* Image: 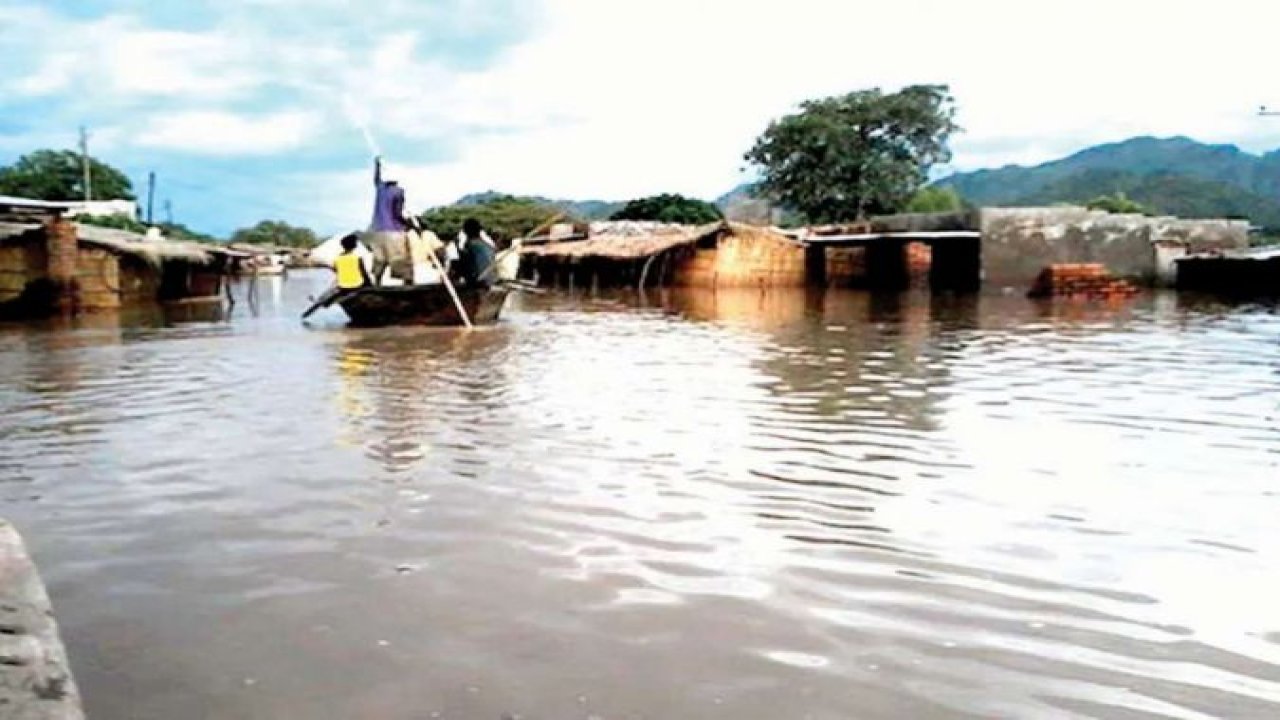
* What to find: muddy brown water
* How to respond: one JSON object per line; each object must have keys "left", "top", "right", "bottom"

{"left": 2, "top": 271, "right": 1279, "bottom": 719}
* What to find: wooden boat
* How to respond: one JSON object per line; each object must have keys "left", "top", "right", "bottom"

{"left": 307, "top": 282, "right": 511, "bottom": 327}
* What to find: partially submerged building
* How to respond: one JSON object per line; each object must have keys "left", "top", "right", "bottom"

{"left": 521, "top": 221, "right": 807, "bottom": 289}
{"left": 0, "top": 198, "right": 236, "bottom": 319}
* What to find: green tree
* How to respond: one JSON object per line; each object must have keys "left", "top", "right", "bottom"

{"left": 609, "top": 193, "right": 722, "bottom": 224}
{"left": 420, "top": 194, "right": 563, "bottom": 243}
{"left": 0, "top": 149, "right": 135, "bottom": 201}
{"left": 1085, "top": 191, "right": 1148, "bottom": 215}
{"left": 745, "top": 85, "right": 958, "bottom": 223}
{"left": 230, "top": 219, "right": 319, "bottom": 248}
{"left": 906, "top": 186, "right": 965, "bottom": 213}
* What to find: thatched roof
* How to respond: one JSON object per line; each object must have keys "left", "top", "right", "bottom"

{"left": 521, "top": 221, "right": 799, "bottom": 261}
{"left": 0, "top": 221, "right": 232, "bottom": 266}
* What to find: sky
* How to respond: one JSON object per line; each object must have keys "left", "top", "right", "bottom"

{"left": 2, "top": 0, "right": 1279, "bottom": 237}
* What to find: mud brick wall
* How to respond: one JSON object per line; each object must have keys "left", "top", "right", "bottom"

{"left": 74, "top": 248, "right": 122, "bottom": 310}
{"left": 44, "top": 219, "right": 79, "bottom": 312}
{"left": 673, "top": 233, "right": 806, "bottom": 287}
{"left": 825, "top": 247, "right": 867, "bottom": 286}
{"left": 0, "top": 240, "right": 47, "bottom": 303}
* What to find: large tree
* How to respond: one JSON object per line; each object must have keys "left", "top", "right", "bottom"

{"left": 230, "top": 220, "right": 320, "bottom": 248}
{"left": 0, "top": 149, "right": 135, "bottom": 201}
{"left": 745, "top": 85, "right": 958, "bottom": 223}
{"left": 610, "top": 193, "right": 722, "bottom": 224}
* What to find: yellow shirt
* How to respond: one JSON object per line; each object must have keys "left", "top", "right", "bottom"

{"left": 334, "top": 254, "right": 365, "bottom": 289}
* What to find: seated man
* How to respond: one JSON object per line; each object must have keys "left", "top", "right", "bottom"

{"left": 456, "top": 217, "right": 496, "bottom": 287}
{"left": 334, "top": 233, "right": 374, "bottom": 290}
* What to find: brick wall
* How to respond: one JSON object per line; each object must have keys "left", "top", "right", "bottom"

{"left": 673, "top": 228, "right": 806, "bottom": 287}
{"left": 44, "top": 218, "right": 79, "bottom": 312}
{"left": 0, "top": 240, "right": 47, "bottom": 303}
{"left": 74, "top": 248, "right": 122, "bottom": 310}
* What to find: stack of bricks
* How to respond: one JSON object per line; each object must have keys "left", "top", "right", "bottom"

{"left": 906, "top": 241, "right": 932, "bottom": 286}
{"left": 1028, "top": 263, "right": 1140, "bottom": 299}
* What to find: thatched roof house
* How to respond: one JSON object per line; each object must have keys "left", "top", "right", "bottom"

{"left": 520, "top": 221, "right": 807, "bottom": 288}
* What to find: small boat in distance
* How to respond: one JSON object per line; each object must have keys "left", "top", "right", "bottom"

{"left": 304, "top": 282, "right": 512, "bottom": 327}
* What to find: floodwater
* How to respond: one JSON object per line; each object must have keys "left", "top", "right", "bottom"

{"left": 2, "top": 271, "right": 1279, "bottom": 720}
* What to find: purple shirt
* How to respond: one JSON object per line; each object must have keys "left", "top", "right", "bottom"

{"left": 370, "top": 181, "right": 406, "bottom": 232}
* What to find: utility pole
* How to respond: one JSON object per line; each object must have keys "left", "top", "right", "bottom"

{"left": 146, "top": 172, "right": 156, "bottom": 224}
{"left": 164, "top": 198, "right": 173, "bottom": 225}
{"left": 78, "top": 126, "right": 92, "bottom": 203}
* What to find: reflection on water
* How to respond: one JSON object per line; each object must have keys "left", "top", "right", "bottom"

{"left": 3, "top": 271, "right": 1280, "bottom": 719}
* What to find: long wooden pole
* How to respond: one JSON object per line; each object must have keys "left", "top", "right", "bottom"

{"left": 425, "top": 243, "right": 472, "bottom": 329}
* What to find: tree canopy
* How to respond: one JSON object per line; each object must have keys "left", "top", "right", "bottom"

{"left": 420, "top": 194, "right": 564, "bottom": 243}
{"left": 1085, "top": 191, "right": 1148, "bottom": 215}
{"left": 905, "top": 186, "right": 965, "bottom": 213}
{"left": 0, "top": 149, "right": 135, "bottom": 201}
{"left": 745, "top": 85, "right": 958, "bottom": 223}
{"left": 230, "top": 219, "right": 320, "bottom": 248}
{"left": 609, "top": 193, "right": 722, "bottom": 224}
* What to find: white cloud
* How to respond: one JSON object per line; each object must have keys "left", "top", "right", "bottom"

{"left": 307, "top": 0, "right": 1280, "bottom": 206}
{"left": 4, "top": 12, "right": 257, "bottom": 102}
{"left": 137, "top": 110, "right": 320, "bottom": 154}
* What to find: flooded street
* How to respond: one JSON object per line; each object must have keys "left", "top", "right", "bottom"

{"left": 2, "top": 270, "right": 1279, "bottom": 719}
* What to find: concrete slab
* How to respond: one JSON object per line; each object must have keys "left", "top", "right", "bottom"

{"left": 0, "top": 520, "right": 83, "bottom": 720}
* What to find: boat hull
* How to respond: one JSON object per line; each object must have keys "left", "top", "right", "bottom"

{"left": 336, "top": 284, "right": 509, "bottom": 327}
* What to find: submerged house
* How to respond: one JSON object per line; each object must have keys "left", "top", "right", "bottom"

{"left": 521, "top": 221, "right": 807, "bottom": 289}
{"left": 0, "top": 199, "right": 236, "bottom": 318}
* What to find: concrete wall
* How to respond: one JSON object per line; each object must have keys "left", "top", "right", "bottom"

{"left": 980, "top": 207, "right": 1249, "bottom": 287}
{"left": 672, "top": 228, "right": 806, "bottom": 287}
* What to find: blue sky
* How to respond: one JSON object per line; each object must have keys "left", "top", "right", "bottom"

{"left": 3, "top": 0, "right": 1279, "bottom": 238}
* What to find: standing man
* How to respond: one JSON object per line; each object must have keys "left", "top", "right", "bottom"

{"left": 364, "top": 156, "right": 411, "bottom": 284}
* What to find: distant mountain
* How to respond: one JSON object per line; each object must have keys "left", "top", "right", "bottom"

{"left": 714, "top": 183, "right": 771, "bottom": 223}
{"left": 454, "top": 191, "right": 621, "bottom": 220}
{"left": 937, "top": 136, "right": 1280, "bottom": 227}
{"left": 1011, "top": 169, "right": 1280, "bottom": 227}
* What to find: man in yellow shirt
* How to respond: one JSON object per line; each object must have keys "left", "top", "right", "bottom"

{"left": 301, "top": 234, "right": 374, "bottom": 320}
{"left": 334, "top": 233, "right": 373, "bottom": 289}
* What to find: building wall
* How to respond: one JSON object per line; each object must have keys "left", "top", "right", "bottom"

{"left": 825, "top": 247, "right": 867, "bottom": 286}
{"left": 822, "top": 242, "right": 930, "bottom": 288}
{"left": 119, "top": 256, "right": 161, "bottom": 303}
{"left": 980, "top": 207, "right": 1249, "bottom": 287}
{"left": 74, "top": 247, "right": 122, "bottom": 310}
{"left": 0, "top": 240, "right": 47, "bottom": 303}
{"left": 672, "top": 229, "right": 806, "bottom": 287}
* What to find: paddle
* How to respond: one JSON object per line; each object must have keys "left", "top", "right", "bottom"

{"left": 424, "top": 238, "right": 473, "bottom": 329}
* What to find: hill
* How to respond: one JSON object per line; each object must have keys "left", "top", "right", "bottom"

{"left": 937, "top": 136, "right": 1280, "bottom": 227}
{"left": 1011, "top": 169, "right": 1280, "bottom": 227}
{"left": 455, "top": 191, "right": 621, "bottom": 221}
